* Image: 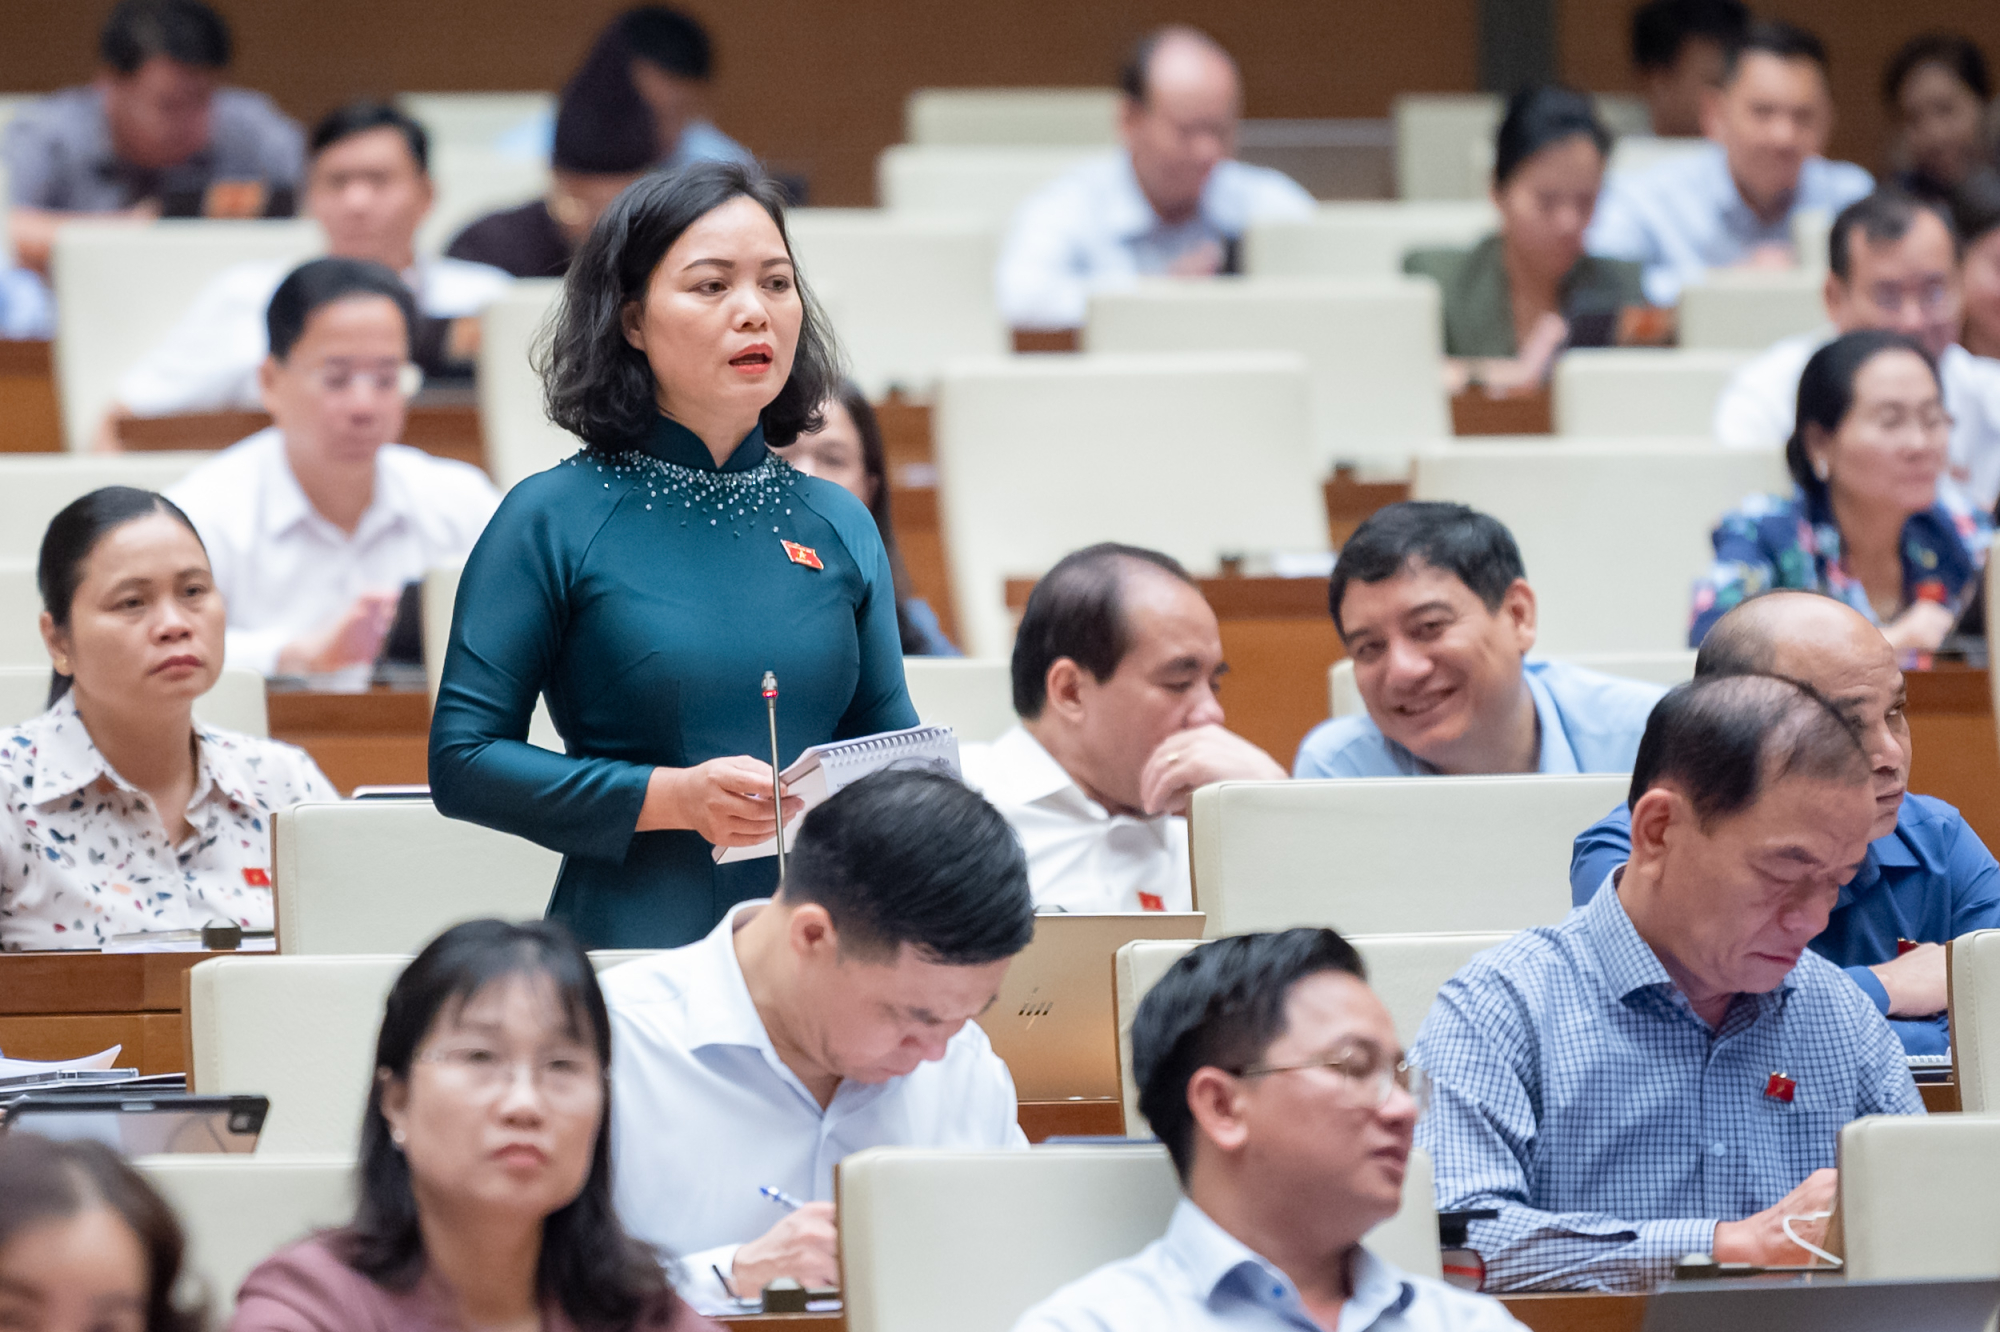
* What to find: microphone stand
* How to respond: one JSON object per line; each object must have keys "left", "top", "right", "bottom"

{"left": 762, "top": 671, "right": 785, "bottom": 885}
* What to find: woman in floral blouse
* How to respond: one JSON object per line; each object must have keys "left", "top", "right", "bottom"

{"left": 0, "top": 487, "right": 335, "bottom": 950}
{"left": 1692, "top": 329, "right": 1993, "bottom": 647}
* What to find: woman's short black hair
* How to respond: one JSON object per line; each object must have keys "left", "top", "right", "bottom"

{"left": 266, "top": 258, "right": 418, "bottom": 363}
{"left": 1785, "top": 329, "right": 1939, "bottom": 503}
{"left": 0, "top": 1133, "right": 201, "bottom": 1332}
{"left": 780, "top": 767, "right": 1034, "bottom": 966}
{"left": 1328, "top": 502, "right": 1526, "bottom": 640}
{"left": 1134, "top": 930, "right": 1368, "bottom": 1183}
{"left": 1493, "top": 85, "right": 1610, "bottom": 187}
{"left": 1627, "top": 674, "right": 1866, "bottom": 826}
{"left": 1884, "top": 32, "right": 1992, "bottom": 107}
{"left": 38, "top": 486, "right": 205, "bottom": 708}
{"left": 1009, "top": 543, "right": 1196, "bottom": 719}
{"left": 343, "top": 919, "right": 669, "bottom": 1329}
{"left": 540, "top": 160, "right": 842, "bottom": 452}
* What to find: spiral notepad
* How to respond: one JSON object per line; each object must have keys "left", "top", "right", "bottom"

{"left": 713, "top": 724, "right": 961, "bottom": 863}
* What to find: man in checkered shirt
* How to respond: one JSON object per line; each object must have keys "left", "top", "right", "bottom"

{"left": 1413, "top": 673, "right": 1923, "bottom": 1292}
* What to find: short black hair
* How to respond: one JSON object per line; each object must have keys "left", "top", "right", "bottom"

{"left": 1953, "top": 173, "right": 2000, "bottom": 248}
{"left": 266, "top": 257, "right": 418, "bottom": 363}
{"left": 1010, "top": 543, "right": 1197, "bottom": 719}
{"left": 310, "top": 101, "right": 429, "bottom": 174}
{"left": 100, "top": 0, "right": 230, "bottom": 74}
{"left": 1631, "top": 0, "right": 1748, "bottom": 73}
{"left": 1884, "top": 32, "right": 1992, "bottom": 107}
{"left": 1494, "top": 85, "right": 1610, "bottom": 187}
{"left": 1329, "top": 502, "right": 1526, "bottom": 640}
{"left": 1721, "top": 18, "right": 1830, "bottom": 86}
{"left": 1829, "top": 190, "right": 1956, "bottom": 283}
{"left": 780, "top": 767, "right": 1034, "bottom": 966}
{"left": 1119, "top": 25, "right": 1230, "bottom": 104}
{"left": 622, "top": 6, "right": 714, "bottom": 81}
{"left": 1628, "top": 674, "right": 1867, "bottom": 826}
{"left": 540, "top": 159, "right": 841, "bottom": 451}
{"left": 1785, "top": 329, "right": 1939, "bottom": 503}
{"left": 1134, "top": 930, "right": 1368, "bottom": 1184}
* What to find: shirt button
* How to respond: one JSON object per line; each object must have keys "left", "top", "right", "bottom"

{"left": 1710, "top": 1142, "right": 1729, "bottom": 1156}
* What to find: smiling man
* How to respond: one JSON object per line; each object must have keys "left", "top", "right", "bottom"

{"left": 1415, "top": 674, "right": 1923, "bottom": 1292}
{"left": 602, "top": 767, "right": 1035, "bottom": 1312}
{"left": 1017, "top": 930, "right": 1523, "bottom": 1332}
{"left": 1295, "top": 503, "right": 1665, "bottom": 780}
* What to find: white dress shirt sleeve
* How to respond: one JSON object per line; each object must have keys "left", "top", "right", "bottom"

{"left": 996, "top": 181, "right": 1096, "bottom": 331}
{"left": 674, "top": 1244, "right": 745, "bottom": 1313}
{"left": 1712, "top": 361, "right": 1795, "bottom": 449}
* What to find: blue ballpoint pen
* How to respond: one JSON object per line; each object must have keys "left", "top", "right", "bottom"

{"left": 759, "top": 1184, "right": 806, "bottom": 1211}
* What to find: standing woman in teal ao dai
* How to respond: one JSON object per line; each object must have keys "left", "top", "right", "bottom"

{"left": 430, "top": 162, "right": 916, "bottom": 948}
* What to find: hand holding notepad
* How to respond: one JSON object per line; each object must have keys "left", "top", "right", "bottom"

{"left": 713, "top": 724, "right": 961, "bottom": 863}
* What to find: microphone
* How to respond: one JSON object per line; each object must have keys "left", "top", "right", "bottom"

{"left": 762, "top": 671, "right": 784, "bottom": 883}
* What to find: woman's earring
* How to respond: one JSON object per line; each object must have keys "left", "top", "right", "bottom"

{"left": 390, "top": 1126, "right": 407, "bottom": 1147}
{"left": 53, "top": 657, "right": 69, "bottom": 674}
{"left": 1813, "top": 458, "right": 1830, "bottom": 482}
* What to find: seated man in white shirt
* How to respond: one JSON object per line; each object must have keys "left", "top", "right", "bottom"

{"left": 602, "top": 767, "right": 1035, "bottom": 1310}
{"left": 166, "top": 257, "right": 500, "bottom": 676}
{"left": 1585, "top": 19, "right": 1872, "bottom": 305}
{"left": 994, "top": 26, "right": 1314, "bottom": 331}
{"left": 1295, "top": 503, "right": 1665, "bottom": 779}
{"left": 961, "top": 543, "right": 1285, "bottom": 914}
{"left": 1014, "top": 929, "right": 1524, "bottom": 1332}
{"left": 1714, "top": 189, "right": 2000, "bottom": 509}
{"left": 101, "top": 100, "right": 512, "bottom": 442}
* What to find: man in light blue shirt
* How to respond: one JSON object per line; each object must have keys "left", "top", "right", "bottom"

{"left": 1570, "top": 590, "right": 2000, "bottom": 1056}
{"left": 1586, "top": 19, "right": 1871, "bottom": 304}
{"left": 995, "top": 26, "right": 1315, "bottom": 330}
{"left": 1294, "top": 503, "right": 1664, "bottom": 779}
{"left": 1415, "top": 675, "right": 1923, "bottom": 1293}
{"left": 1015, "top": 930, "right": 1524, "bottom": 1332}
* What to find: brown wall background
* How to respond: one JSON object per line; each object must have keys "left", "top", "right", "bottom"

{"left": 4, "top": 1, "right": 2000, "bottom": 206}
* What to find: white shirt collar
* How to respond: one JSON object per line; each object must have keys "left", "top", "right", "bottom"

{"left": 680, "top": 899, "right": 787, "bottom": 1054}
{"left": 1163, "top": 1198, "right": 1416, "bottom": 1324}
{"left": 243, "top": 426, "right": 410, "bottom": 547}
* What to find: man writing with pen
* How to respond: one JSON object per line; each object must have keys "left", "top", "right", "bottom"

{"left": 600, "top": 766, "right": 1037, "bottom": 1311}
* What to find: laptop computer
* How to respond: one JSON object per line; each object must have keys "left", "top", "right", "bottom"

{"left": 1642, "top": 1274, "right": 2000, "bottom": 1332}
{"left": 2, "top": 1092, "right": 268, "bottom": 1155}
{"left": 981, "top": 913, "right": 1206, "bottom": 1102}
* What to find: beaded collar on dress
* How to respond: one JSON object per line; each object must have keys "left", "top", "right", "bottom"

{"left": 569, "top": 414, "right": 804, "bottom": 538}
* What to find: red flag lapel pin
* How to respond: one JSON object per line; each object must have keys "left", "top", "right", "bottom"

{"left": 781, "top": 540, "right": 823, "bottom": 570}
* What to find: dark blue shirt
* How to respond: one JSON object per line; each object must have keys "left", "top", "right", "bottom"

{"left": 1569, "top": 794, "right": 2000, "bottom": 1054}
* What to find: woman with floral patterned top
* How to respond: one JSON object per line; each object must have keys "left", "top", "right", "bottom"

{"left": 1692, "top": 329, "right": 1993, "bottom": 647}
{"left": 0, "top": 487, "right": 335, "bottom": 950}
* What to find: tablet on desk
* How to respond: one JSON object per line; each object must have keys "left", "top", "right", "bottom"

{"left": 2, "top": 1092, "right": 268, "bottom": 1155}
{"left": 1642, "top": 1275, "right": 2000, "bottom": 1332}
{"left": 981, "top": 913, "right": 1206, "bottom": 1102}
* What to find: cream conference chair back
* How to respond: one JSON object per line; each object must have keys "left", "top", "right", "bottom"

{"left": 272, "top": 798, "right": 561, "bottom": 954}
{"left": 1244, "top": 200, "right": 1497, "bottom": 279}
{"left": 839, "top": 1143, "right": 1438, "bottom": 1332}
{"left": 477, "top": 278, "right": 579, "bottom": 489}
{"left": 0, "top": 664, "right": 266, "bottom": 734}
{"left": 1394, "top": 94, "right": 1501, "bottom": 200}
{"left": 1411, "top": 441, "right": 1790, "bottom": 653}
{"left": 1086, "top": 277, "right": 1448, "bottom": 471}
{"left": 0, "top": 453, "right": 213, "bottom": 556}
{"left": 1677, "top": 269, "right": 1827, "bottom": 350}
{"left": 876, "top": 144, "right": 1098, "bottom": 221}
{"left": 1949, "top": 929, "right": 2000, "bottom": 1112}
{"left": 395, "top": 91, "right": 554, "bottom": 152}
{"left": 137, "top": 1154, "right": 355, "bottom": 1315}
{"left": 904, "top": 88, "right": 1121, "bottom": 145}
{"left": 902, "top": 658, "right": 1016, "bottom": 744}
{"left": 1189, "top": 775, "right": 1624, "bottom": 937}
{"left": 935, "top": 352, "right": 1324, "bottom": 658}
{"left": 51, "top": 220, "right": 324, "bottom": 450}
{"left": 1328, "top": 651, "right": 1695, "bottom": 719}
{"left": 1838, "top": 1114, "right": 2000, "bottom": 1280}
{"left": 418, "top": 144, "right": 551, "bottom": 258}
{"left": 785, "top": 209, "right": 1006, "bottom": 396}
{"left": 0, "top": 561, "right": 44, "bottom": 668}
{"left": 1553, "top": 348, "right": 1752, "bottom": 437}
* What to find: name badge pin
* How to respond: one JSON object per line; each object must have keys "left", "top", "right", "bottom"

{"left": 1764, "top": 1072, "right": 1797, "bottom": 1103}
{"left": 781, "top": 540, "right": 823, "bottom": 570}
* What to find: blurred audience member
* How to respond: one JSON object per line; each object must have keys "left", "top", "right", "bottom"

{"left": 1589, "top": 20, "right": 1872, "bottom": 305}
{"left": 1630, "top": 0, "right": 1749, "bottom": 138}
{"left": 1951, "top": 175, "right": 2000, "bottom": 362}
{"left": 1694, "top": 330, "right": 1990, "bottom": 650}
{"left": 962, "top": 544, "right": 1284, "bottom": 914}
{"left": 995, "top": 26, "right": 1314, "bottom": 330}
{"left": 624, "top": 6, "right": 754, "bottom": 172}
{"left": 447, "top": 26, "right": 658, "bottom": 280}
{"left": 233, "top": 919, "right": 718, "bottom": 1332}
{"left": 1715, "top": 190, "right": 2000, "bottom": 509}
{"left": 1295, "top": 503, "right": 1663, "bottom": 779}
{"left": 1407, "top": 86, "right": 1644, "bottom": 389}
{"left": 104, "top": 101, "right": 511, "bottom": 440}
{"left": 3, "top": 487, "right": 334, "bottom": 951}
{"left": 2, "top": 0, "right": 303, "bottom": 275}
{"left": 769, "top": 383, "right": 958, "bottom": 656}
{"left": 166, "top": 259, "right": 499, "bottom": 677}
{"left": 0, "top": 1132, "right": 202, "bottom": 1332}
{"left": 1883, "top": 32, "right": 1998, "bottom": 203}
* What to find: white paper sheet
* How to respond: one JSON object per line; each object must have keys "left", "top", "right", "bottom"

{"left": 0, "top": 1045, "right": 122, "bottom": 1077}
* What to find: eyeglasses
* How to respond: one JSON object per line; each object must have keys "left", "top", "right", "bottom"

{"left": 1863, "top": 279, "right": 1956, "bottom": 318}
{"left": 1235, "top": 1048, "right": 1431, "bottom": 1113}
{"left": 415, "top": 1045, "right": 602, "bottom": 1104}
{"left": 1860, "top": 405, "right": 1954, "bottom": 438}
{"left": 305, "top": 360, "right": 424, "bottom": 398}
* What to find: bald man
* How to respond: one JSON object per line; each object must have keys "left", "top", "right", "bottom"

{"left": 994, "top": 25, "right": 1314, "bottom": 330}
{"left": 1570, "top": 591, "right": 2000, "bottom": 1054}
